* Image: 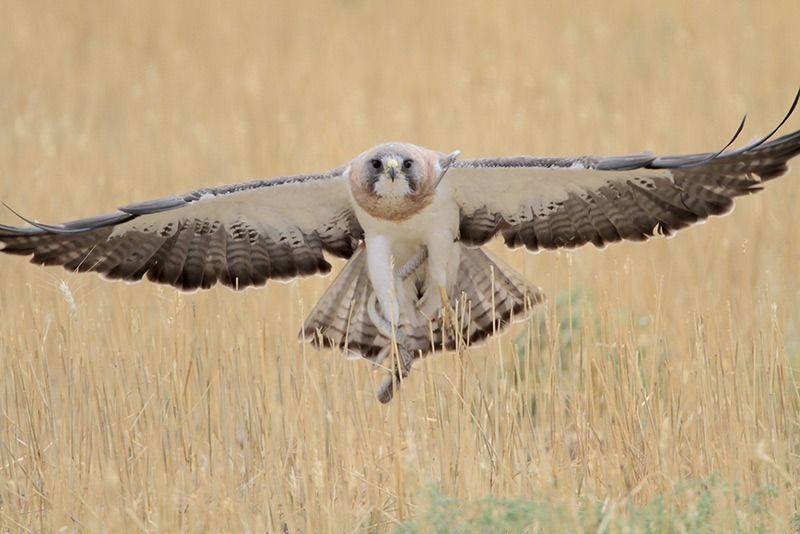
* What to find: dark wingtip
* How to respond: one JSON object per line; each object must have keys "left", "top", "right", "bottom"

{"left": 2, "top": 202, "right": 51, "bottom": 234}
{"left": 719, "top": 86, "right": 800, "bottom": 158}
{"left": 1, "top": 201, "right": 91, "bottom": 235}
{"left": 650, "top": 87, "right": 800, "bottom": 170}
{"left": 669, "top": 113, "right": 747, "bottom": 169}
{"left": 1, "top": 201, "right": 135, "bottom": 236}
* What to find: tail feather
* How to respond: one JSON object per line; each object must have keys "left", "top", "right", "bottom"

{"left": 299, "top": 244, "right": 544, "bottom": 359}
{"left": 449, "top": 247, "right": 543, "bottom": 348}
{"left": 300, "top": 245, "right": 385, "bottom": 358}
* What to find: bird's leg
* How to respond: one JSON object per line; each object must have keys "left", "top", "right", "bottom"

{"left": 438, "top": 286, "right": 450, "bottom": 307}
{"left": 417, "top": 234, "right": 458, "bottom": 329}
{"left": 438, "top": 285, "right": 454, "bottom": 334}
{"left": 366, "top": 244, "right": 430, "bottom": 402}
{"left": 365, "top": 235, "right": 399, "bottom": 329}
{"left": 416, "top": 283, "right": 442, "bottom": 318}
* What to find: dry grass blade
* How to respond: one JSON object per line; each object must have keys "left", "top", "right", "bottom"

{"left": 1, "top": 1, "right": 799, "bottom": 532}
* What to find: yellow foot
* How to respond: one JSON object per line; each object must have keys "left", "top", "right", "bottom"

{"left": 438, "top": 286, "right": 450, "bottom": 310}
{"left": 418, "top": 286, "right": 457, "bottom": 343}
{"left": 438, "top": 286, "right": 460, "bottom": 341}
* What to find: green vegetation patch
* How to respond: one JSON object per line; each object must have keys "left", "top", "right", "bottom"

{"left": 398, "top": 480, "right": 787, "bottom": 533}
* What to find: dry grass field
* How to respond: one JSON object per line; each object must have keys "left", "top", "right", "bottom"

{"left": 1, "top": 1, "right": 799, "bottom": 531}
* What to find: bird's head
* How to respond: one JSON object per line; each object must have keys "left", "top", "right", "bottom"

{"left": 348, "top": 142, "right": 460, "bottom": 220}
{"left": 363, "top": 147, "right": 422, "bottom": 199}
{"left": 352, "top": 143, "right": 460, "bottom": 200}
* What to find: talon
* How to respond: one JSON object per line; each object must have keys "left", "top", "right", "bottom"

{"left": 368, "top": 246, "right": 428, "bottom": 403}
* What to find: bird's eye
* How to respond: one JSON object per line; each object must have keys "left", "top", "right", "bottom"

{"left": 371, "top": 159, "right": 382, "bottom": 170}
{"left": 402, "top": 159, "right": 413, "bottom": 170}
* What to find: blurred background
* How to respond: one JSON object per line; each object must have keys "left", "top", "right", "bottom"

{"left": 1, "top": 1, "right": 799, "bottom": 531}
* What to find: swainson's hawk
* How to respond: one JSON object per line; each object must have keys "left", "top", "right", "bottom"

{"left": 3, "top": 94, "right": 799, "bottom": 401}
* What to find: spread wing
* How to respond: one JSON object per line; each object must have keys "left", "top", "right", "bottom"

{"left": 0, "top": 169, "right": 362, "bottom": 291}
{"left": 449, "top": 125, "right": 800, "bottom": 251}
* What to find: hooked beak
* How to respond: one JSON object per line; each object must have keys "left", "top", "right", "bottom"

{"left": 385, "top": 158, "right": 399, "bottom": 181}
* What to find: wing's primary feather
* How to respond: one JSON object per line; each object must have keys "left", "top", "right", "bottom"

{"left": 0, "top": 170, "right": 363, "bottom": 291}
{"left": 449, "top": 125, "right": 800, "bottom": 251}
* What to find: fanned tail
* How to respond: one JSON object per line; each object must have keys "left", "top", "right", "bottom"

{"left": 300, "top": 244, "right": 544, "bottom": 360}
{"left": 447, "top": 246, "right": 544, "bottom": 350}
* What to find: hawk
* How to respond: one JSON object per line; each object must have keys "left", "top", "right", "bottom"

{"left": 2, "top": 96, "right": 800, "bottom": 401}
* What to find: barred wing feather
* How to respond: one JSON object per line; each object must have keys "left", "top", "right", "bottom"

{"left": 0, "top": 170, "right": 362, "bottom": 291}
{"left": 449, "top": 128, "right": 800, "bottom": 251}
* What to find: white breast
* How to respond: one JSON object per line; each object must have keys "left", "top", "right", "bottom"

{"left": 352, "top": 181, "right": 459, "bottom": 261}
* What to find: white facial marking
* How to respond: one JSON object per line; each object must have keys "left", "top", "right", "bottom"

{"left": 373, "top": 174, "right": 412, "bottom": 198}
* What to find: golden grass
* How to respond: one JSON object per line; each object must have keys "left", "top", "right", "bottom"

{"left": 1, "top": 1, "right": 799, "bottom": 531}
